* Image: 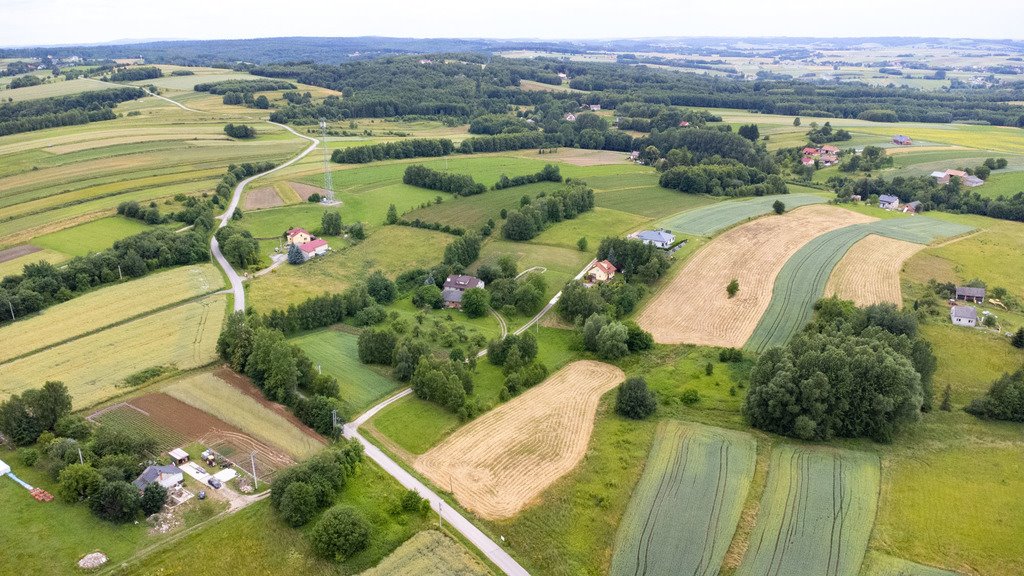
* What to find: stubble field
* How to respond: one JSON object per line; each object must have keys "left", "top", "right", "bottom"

{"left": 826, "top": 234, "right": 924, "bottom": 306}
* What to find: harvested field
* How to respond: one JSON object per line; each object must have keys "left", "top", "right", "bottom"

{"left": 415, "top": 360, "right": 625, "bottom": 520}
{"left": 825, "top": 234, "right": 925, "bottom": 306}
{"left": 0, "top": 296, "right": 225, "bottom": 409}
{"left": 611, "top": 421, "right": 756, "bottom": 576}
{"left": 243, "top": 186, "right": 284, "bottom": 209}
{"left": 290, "top": 182, "right": 333, "bottom": 201}
{"left": 359, "top": 530, "right": 491, "bottom": 576}
{"left": 735, "top": 445, "right": 880, "bottom": 576}
{"left": 0, "top": 244, "right": 39, "bottom": 263}
{"left": 637, "top": 205, "right": 875, "bottom": 347}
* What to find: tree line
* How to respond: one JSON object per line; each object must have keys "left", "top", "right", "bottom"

{"left": 107, "top": 66, "right": 163, "bottom": 81}
{"left": 0, "top": 87, "right": 145, "bottom": 136}
{"left": 659, "top": 163, "right": 788, "bottom": 197}
{"left": 494, "top": 164, "right": 562, "bottom": 190}
{"left": 832, "top": 173, "right": 1024, "bottom": 223}
{"left": 194, "top": 79, "right": 295, "bottom": 94}
{"left": 402, "top": 164, "right": 486, "bottom": 196}
{"left": 501, "top": 181, "right": 595, "bottom": 241}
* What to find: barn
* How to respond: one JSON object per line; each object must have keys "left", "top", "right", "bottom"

{"left": 955, "top": 286, "right": 986, "bottom": 304}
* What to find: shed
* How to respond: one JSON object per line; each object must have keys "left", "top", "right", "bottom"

{"left": 902, "top": 201, "right": 922, "bottom": 214}
{"left": 955, "top": 286, "right": 986, "bottom": 303}
{"left": 878, "top": 195, "right": 900, "bottom": 210}
{"left": 0, "top": 458, "right": 10, "bottom": 476}
{"left": 168, "top": 448, "right": 190, "bottom": 466}
{"left": 950, "top": 305, "right": 978, "bottom": 327}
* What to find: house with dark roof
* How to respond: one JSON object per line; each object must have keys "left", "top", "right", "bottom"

{"left": 902, "top": 201, "right": 922, "bottom": 214}
{"left": 955, "top": 286, "right": 986, "bottom": 304}
{"left": 629, "top": 229, "right": 676, "bottom": 249}
{"left": 950, "top": 305, "right": 978, "bottom": 327}
{"left": 133, "top": 465, "right": 183, "bottom": 491}
{"left": 878, "top": 194, "right": 900, "bottom": 210}
{"left": 442, "top": 275, "right": 484, "bottom": 309}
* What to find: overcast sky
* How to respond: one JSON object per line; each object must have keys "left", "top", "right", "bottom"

{"left": 3, "top": 0, "right": 1022, "bottom": 47}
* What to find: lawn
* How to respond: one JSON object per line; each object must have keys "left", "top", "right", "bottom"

{"left": 32, "top": 215, "right": 153, "bottom": 256}
{"left": 236, "top": 203, "right": 332, "bottom": 239}
{"left": 162, "top": 371, "right": 324, "bottom": 460}
{"left": 288, "top": 329, "right": 403, "bottom": 417}
{"left": 529, "top": 207, "right": 648, "bottom": 251}
{"left": 0, "top": 264, "right": 222, "bottom": 363}
{"left": 360, "top": 530, "right": 490, "bottom": 576}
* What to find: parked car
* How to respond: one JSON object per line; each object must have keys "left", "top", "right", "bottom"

{"left": 207, "top": 477, "right": 222, "bottom": 489}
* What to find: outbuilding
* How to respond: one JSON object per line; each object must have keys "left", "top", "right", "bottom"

{"left": 0, "top": 458, "right": 10, "bottom": 476}
{"left": 299, "top": 238, "right": 329, "bottom": 260}
{"left": 168, "top": 448, "right": 190, "bottom": 466}
{"left": 950, "top": 305, "right": 978, "bottom": 327}
{"left": 878, "top": 194, "right": 900, "bottom": 210}
{"left": 955, "top": 286, "right": 986, "bottom": 304}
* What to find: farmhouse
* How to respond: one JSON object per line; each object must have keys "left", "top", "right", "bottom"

{"left": 892, "top": 135, "right": 913, "bottom": 145}
{"left": 819, "top": 154, "right": 839, "bottom": 166}
{"left": 586, "top": 260, "right": 617, "bottom": 283}
{"left": 630, "top": 229, "right": 676, "bottom": 249}
{"left": 285, "top": 227, "right": 312, "bottom": 245}
{"left": 801, "top": 156, "right": 815, "bottom": 166}
{"left": 299, "top": 238, "right": 329, "bottom": 260}
{"left": 802, "top": 147, "right": 820, "bottom": 156}
{"left": 168, "top": 448, "right": 190, "bottom": 466}
{"left": 133, "top": 464, "right": 184, "bottom": 491}
{"left": 955, "top": 286, "right": 986, "bottom": 303}
{"left": 931, "top": 169, "right": 984, "bottom": 187}
{"left": 902, "top": 201, "right": 922, "bottom": 214}
{"left": 878, "top": 195, "right": 901, "bottom": 210}
{"left": 442, "top": 274, "right": 485, "bottom": 309}
{"left": 950, "top": 305, "right": 978, "bottom": 327}
{"left": 820, "top": 145, "right": 840, "bottom": 155}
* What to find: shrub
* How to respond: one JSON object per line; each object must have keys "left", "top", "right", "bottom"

{"left": 773, "top": 200, "right": 785, "bottom": 214}
{"left": 310, "top": 506, "right": 371, "bottom": 561}
{"left": 681, "top": 389, "right": 701, "bottom": 405}
{"left": 18, "top": 447, "right": 39, "bottom": 467}
{"left": 89, "top": 481, "right": 141, "bottom": 523}
{"left": 57, "top": 463, "right": 104, "bottom": 503}
{"left": 727, "top": 279, "right": 739, "bottom": 298}
{"left": 965, "top": 369, "right": 1024, "bottom": 422}
{"left": 279, "top": 481, "right": 319, "bottom": 527}
{"left": 412, "top": 284, "right": 443, "bottom": 309}
{"left": 141, "top": 483, "right": 168, "bottom": 516}
{"left": 616, "top": 377, "right": 657, "bottom": 419}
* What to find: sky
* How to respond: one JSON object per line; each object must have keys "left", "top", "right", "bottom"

{"left": 2, "top": 0, "right": 1023, "bottom": 47}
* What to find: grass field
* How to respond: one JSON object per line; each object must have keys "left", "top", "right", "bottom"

{"left": 860, "top": 553, "right": 959, "bottom": 576}
{"left": 288, "top": 329, "right": 402, "bottom": 417}
{"left": 610, "top": 421, "right": 756, "bottom": 576}
{"left": 530, "top": 207, "right": 648, "bottom": 251}
{"left": 163, "top": 371, "right": 324, "bottom": 460}
{"left": 592, "top": 175, "right": 720, "bottom": 218}
{"left": 654, "top": 192, "right": 827, "bottom": 236}
{"left": 360, "top": 530, "right": 491, "bottom": 576}
{"left": 736, "top": 445, "right": 880, "bottom": 576}
{"left": 236, "top": 203, "right": 331, "bottom": 239}
{"left": 31, "top": 215, "right": 153, "bottom": 255}
{"left": 0, "top": 264, "right": 222, "bottom": 363}
{"left": 0, "top": 77, "right": 121, "bottom": 101}
{"left": 472, "top": 240, "right": 593, "bottom": 303}
{"left": 0, "top": 247, "right": 67, "bottom": 276}
{"left": 0, "top": 295, "right": 225, "bottom": 409}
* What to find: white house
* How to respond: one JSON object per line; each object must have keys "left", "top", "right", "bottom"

{"left": 878, "top": 194, "right": 900, "bottom": 210}
{"left": 950, "top": 305, "right": 978, "bottom": 327}
{"left": 630, "top": 229, "right": 676, "bottom": 249}
{"left": 133, "top": 465, "right": 184, "bottom": 491}
{"left": 0, "top": 458, "right": 10, "bottom": 476}
{"left": 588, "top": 104, "right": 602, "bottom": 111}
{"left": 564, "top": 113, "right": 577, "bottom": 122}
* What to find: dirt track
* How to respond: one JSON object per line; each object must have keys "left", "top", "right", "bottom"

{"left": 414, "top": 360, "right": 624, "bottom": 520}
{"left": 825, "top": 234, "right": 924, "bottom": 306}
{"left": 636, "top": 205, "right": 875, "bottom": 347}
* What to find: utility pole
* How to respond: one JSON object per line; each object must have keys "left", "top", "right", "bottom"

{"left": 438, "top": 500, "right": 443, "bottom": 529}
{"left": 77, "top": 447, "right": 83, "bottom": 464}
{"left": 117, "top": 265, "right": 123, "bottom": 281}
{"left": 6, "top": 299, "right": 13, "bottom": 321}
{"left": 250, "top": 452, "right": 258, "bottom": 489}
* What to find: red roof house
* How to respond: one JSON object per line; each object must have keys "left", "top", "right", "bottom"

{"left": 802, "top": 147, "right": 820, "bottom": 156}
{"left": 299, "top": 238, "right": 329, "bottom": 259}
{"left": 587, "top": 260, "right": 617, "bottom": 283}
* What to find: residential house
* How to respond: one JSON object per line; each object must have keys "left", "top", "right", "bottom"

{"left": 286, "top": 227, "right": 312, "bottom": 245}
{"left": 630, "top": 229, "right": 676, "bottom": 249}
{"left": 557, "top": 72, "right": 567, "bottom": 79}
{"left": 902, "top": 201, "right": 922, "bottom": 214}
{"left": 564, "top": 113, "right": 577, "bottom": 122}
{"left": 932, "top": 169, "right": 984, "bottom": 187}
{"left": 878, "top": 194, "right": 900, "bottom": 210}
{"left": 442, "top": 274, "right": 485, "bottom": 309}
{"left": 892, "top": 135, "right": 913, "bottom": 145}
{"left": 299, "top": 238, "right": 329, "bottom": 260}
{"left": 589, "top": 104, "right": 602, "bottom": 111}
{"left": 950, "top": 305, "right": 978, "bottom": 327}
{"left": 819, "top": 154, "right": 839, "bottom": 166}
{"left": 802, "top": 146, "right": 820, "bottom": 156}
{"left": 801, "top": 156, "right": 815, "bottom": 166}
{"left": 586, "top": 260, "right": 617, "bottom": 283}
{"left": 955, "top": 286, "right": 986, "bottom": 304}
{"left": 820, "top": 145, "right": 840, "bottom": 155}
{"left": 678, "top": 120, "right": 691, "bottom": 127}
{"left": 133, "top": 465, "right": 184, "bottom": 491}
{"left": 168, "top": 448, "right": 190, "bottom": 466}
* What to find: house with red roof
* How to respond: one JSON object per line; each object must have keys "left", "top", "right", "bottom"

{"left": 820, "top": 145, "right": 840, "bottom": 154}
{"left": 286, "top": 227, "right": 312, "bottom": 245}
{"left": 299, "top": 238, "right": 329, "bottom": 260}
{"left": 586, "top": 260, "right": 617, "bottom": 284}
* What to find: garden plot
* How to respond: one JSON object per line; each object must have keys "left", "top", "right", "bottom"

{"left": 414, "top": 360, "right": 624, "bottom": 520}
{"left": 637, "top": 205, "right": 875, "bottom": 347}
{"left": 736, "top": 445, "right": 880, "bottom": 576}
{"left": 611, "top": 421, "right": 756, "bottom": 576}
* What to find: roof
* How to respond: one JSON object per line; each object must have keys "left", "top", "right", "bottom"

{"left": 133, "top": 465, "right": 183, "bottom": 490}
{"left": 678, "top": 120, "right": 690, "bottom": 127}
{"left": 287, "top": 227, "right": 309, "bottom": 237}
{"left": 930, "top": 171, "right": 947, "bottom": 178}
{"left": 801, "top": 157, "right": 815, "bottom": 165}
{"left": 441, "top": 287, "right": 464, "bottom": 303}
{"left": 893, "top": 135, "right": 912, "bottom": 142}
{"left": 945, "top": 169, "right": 968, "bottom": 178}
{"left": 443, "top": 274, "right": 483, "bottom": 290}
{"left": 634, "top": 230, "right": 675, "bottom": 244}
{"left": 905, "top": 201, "right": 922, "bottom": 208}
{"left": 300, "top": 238, "right": 328, "bottom": 252}
{"left": 951, "top": 305, "right": 978, "bottom": 321}
{"left": 962, "top": 175, "right": 984, "bottom": 187}
{"left": 802, "top": 147, "right": 819, "bottom": 155}
{"left": 819, "top": 154, "right": 839, "bottom": 162}
{"left": 956, "top": 286, "right": 986, "bottom": 298}
{"left": 879, "top": 195, "right": 900, "bottom": 204}
{"left": 820, "top": 145, "right": 840, "bottom": 152}
{"left": 592, "top": 260, "right": 616, "bottom": 275}
{"left": 168, "top": 448, "right": 188, "bottom": 460}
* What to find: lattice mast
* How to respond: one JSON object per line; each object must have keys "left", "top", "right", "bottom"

{"left": 319, "top": 118, "right": 334, "bottom": 202}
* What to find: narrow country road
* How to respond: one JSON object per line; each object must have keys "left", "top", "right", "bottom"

{"left": 513, "top": 259, "right": 595, "bottom": 336}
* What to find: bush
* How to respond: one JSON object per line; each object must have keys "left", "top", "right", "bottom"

{"left": 18, "top": 447, "right": 39, "bottom": 467}
{"left": 224, "top": 123, "right": 257, "bottom": 139}
{"left": 57, "top": 463, "right": 104, "bottom": 503}
{"left": 965, "top": 369, "right": 1024, "bottom": 422}
{"left": 681, "top": 389, "right": 701, "bottom": 405}
{"left": 279, "top": 481, "right": 319, "bottom": 527}
{"left": 412, "top": 284, "right": 443, "bottom": 309}
{"left": 89, "top": 481, "right": 141, "bottom": 523}
{"left": 141, "top": 483, "right": 168, "bottom": 516}
{"left": 54, "top": 414, "right": 91, "bottom": 440}
{"left": 366, "top": 271, "right": 397, "bottom": 304}
{"left": 727, "top": 279, "right": 739, "bottom": 298}
{"left": 616, "top": 377, "right": 657, "bottom": 419}
{"left": 310, "top": 506, "right": 372, "bottom": 561}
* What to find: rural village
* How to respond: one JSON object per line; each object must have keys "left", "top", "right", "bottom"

{"left": 1, "top": 25, "right": 1023, "bottom": 576}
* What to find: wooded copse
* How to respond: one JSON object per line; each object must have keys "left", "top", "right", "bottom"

{"left": 193, "top": 79, "right": 295, "bottom": 94}
{"left": 403, "top": 164, "right": 486, "bottom": 196}
{"left": 107, "top": 66, "right": 163, "bottom": 81}
{"left": 501, "top": 181, "right": 595, "bottom": 241}
{"left": 0, "top": 87, "right": 145, "bottom": 136}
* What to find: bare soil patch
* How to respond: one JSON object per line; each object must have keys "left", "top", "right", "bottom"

{"left": 290, "top": 182, "right": 332, "bottom": 201}
{"left": 243, "top": 186, "right": 284, "bottom": 210}
{"left": 636, "top": 205, "right": 876, "bottom": 347}
{"left": 0, "top": 244, "right": 40, "bottom": 264}
{"left": 130, "top": 393, "right": 241, "bottom": 439}
{"left": 825, "top": 234, "right": 925, "bottom": 306}
{"left": 415, "top": 360, "right": 624, "bottom": 520}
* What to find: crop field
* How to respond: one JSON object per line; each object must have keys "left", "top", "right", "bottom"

{"left": 89, "top": 403, "right": 189, "bottom": 450}
{"left": 735, "top": 445, "right": 880, "bottom": 576}
{"left": 637, "top": 205, "right": 875, "bottom": 347}
{"left": 0, "top": 264, "right": 222, "bottom": 363}
{"left": 0, "top": 246, "right": 68, "bottom": 276}
{"left": 0, "top": 295, "right": 225, "bottom": 409}
{"left": 288, "top": 329, "right": 401, "bottom": 416}
{"left": 747, "top": 217, "right": 975, "bottom": 352}
{"left": 826, "top": 234, "right": 924, "bottom": 306}
{"left": 610, "top": 421, "right": 756, "bottom": 576}
{"left": 0, "top": 77, "right": 121, "bottom": 102}
{"left": 530, "top": 207, "right": 648, "bottom": 251}
{"left": 415, "top": 360, "right": 625, "bottom": 520}
{"left": 861, "top": 553, "right": 959, "bottom": 576}
{"left": 163, "top": 371, "right": 324, "bottom": 460}
{"left": 247, "top": 226, "right": 453, "bottom": 312}
{"left": 654, "top": 192, "right": 827, "bottom": 236}
{"left": 242, "top": 186, "right": 284, "bottom": 209}
{"left": 591, "top": 174, "right": 720, "bottom": 218}
{"left": 361, "top": 530, "right": 491, "bottom": 576}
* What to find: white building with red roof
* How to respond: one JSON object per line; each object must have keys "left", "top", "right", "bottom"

{"left": 286, "top": 227, "right": 312, "bottom": 245}
{"left": 299, "top": 238, "right": 329, "bottom": 260}
{"left": 586, "top": 260, "right": 617, "bottom": 283}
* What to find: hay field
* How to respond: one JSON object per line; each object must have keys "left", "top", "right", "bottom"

{"left": 414, "top": 360, "right": 624, "bottom": 520}
{"left": 0, "top": 264, "right": 221, "bottom": 363}
{"left": 736, "top": 445, "right": 880, "bottom": 576}
{"left": 610, "top": 421, "right": 756, "bottom": 576}
{"left": 826, "top": 234, "right": 924, "bottom": 306}
{"left": 636, "top": 205, "right": 875, "bottom": 347}
{"left": 163, "top": 372, "right": 324, "bottom": 460}
{"left": 0, "top": 296, "right": 226, "bottom": 409}
{"left": 359, "top": 530, "right": 491, "bottom": 576}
